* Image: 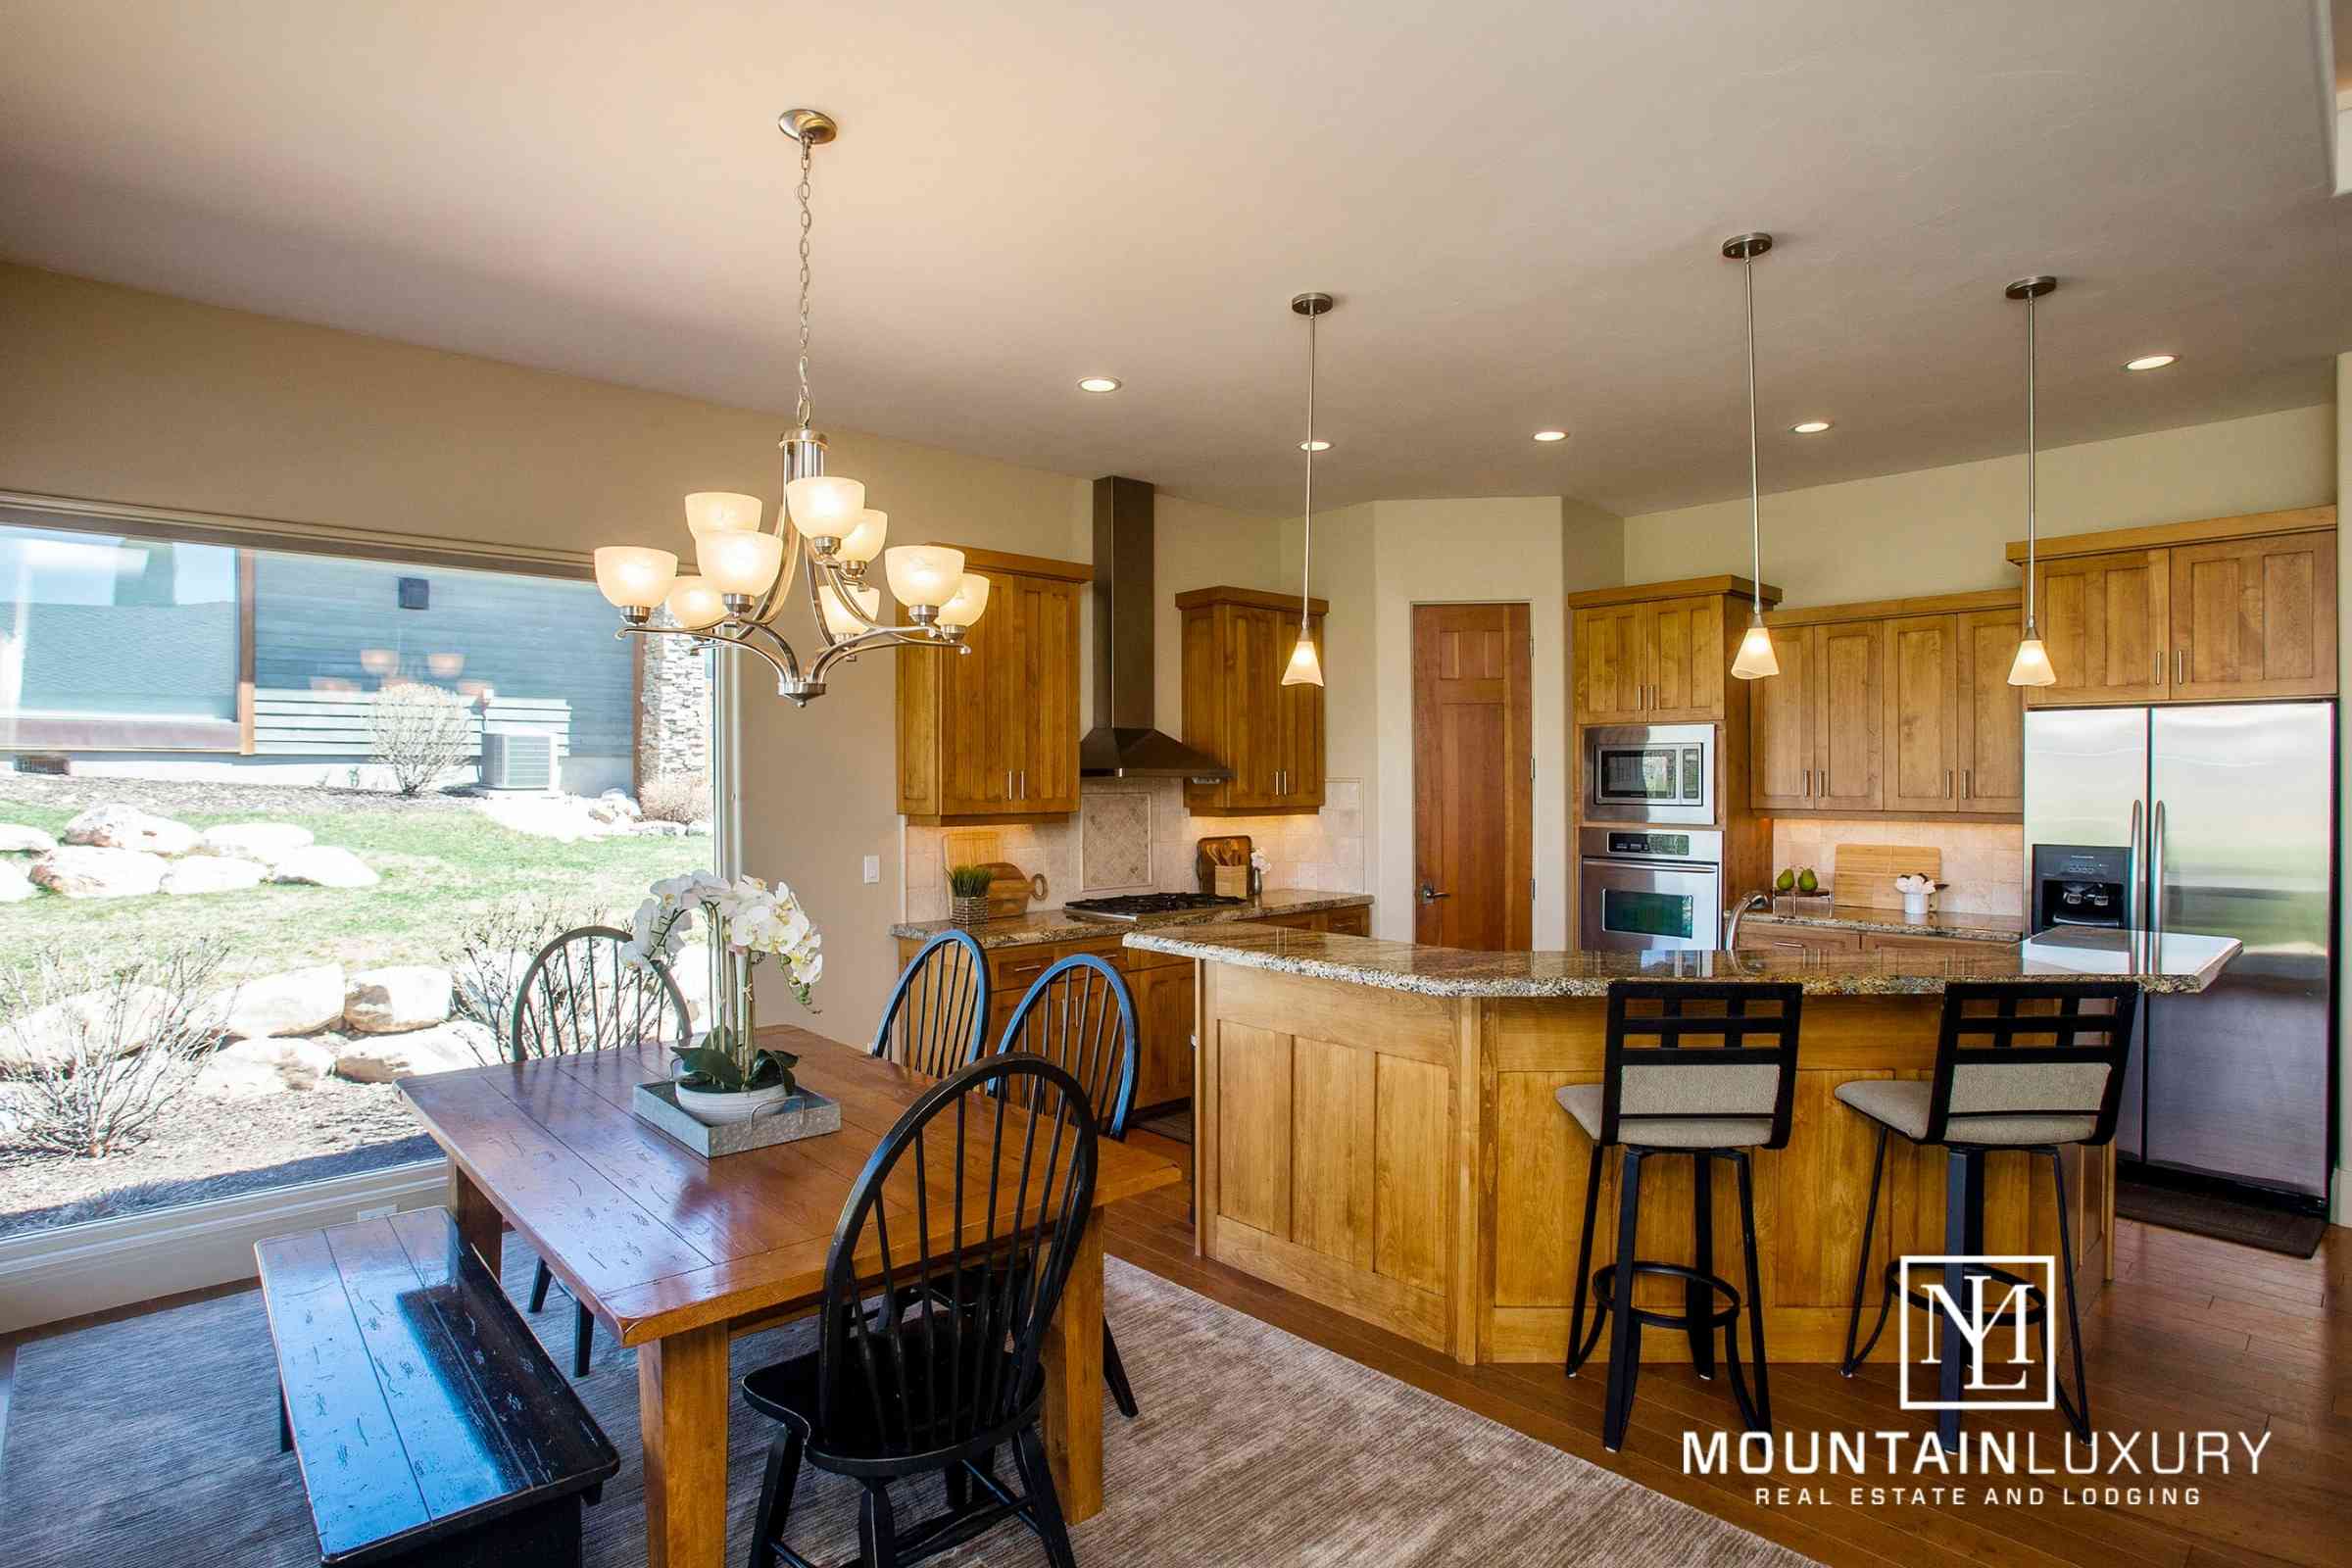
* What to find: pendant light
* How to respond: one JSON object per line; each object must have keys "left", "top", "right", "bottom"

{"left": 1723, "top": 233, "right": 1779, "bottom": 680}
{"left": 1280, "top": 291, "right": 1334, "bottom": 688}
{"left": 2005, "top": 275, "right": 2059, "bottom": 686}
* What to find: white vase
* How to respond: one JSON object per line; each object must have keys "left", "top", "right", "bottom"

{"left": 1901, "top": 891, "right": 1932, "bottom": 921}
{"left": 673, "top": 1081, "right": 794, "bottom": 1125}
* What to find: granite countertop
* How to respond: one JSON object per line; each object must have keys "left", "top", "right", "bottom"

{"left": 1122, "top": 923, "right": 2240, "bottom": 1000}
{"left": 890, "top": 889, "right": 1374, "bottom": 951}
{"left": 1743, "top": 904, "right": 2029, "bottom": 943}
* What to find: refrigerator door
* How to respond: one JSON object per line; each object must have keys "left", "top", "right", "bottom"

{"left": 2144, "top": 703, "right": 2335, "bottom": 1196}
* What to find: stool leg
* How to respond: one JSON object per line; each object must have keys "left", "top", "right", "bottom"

{"left": 2048, "top": 1149, "right": 2092, "bottom": 1444}
{"left": 1565, "top": 1141, "right": 1606, "bottom": 1377}
{"left": 1601, "top": 1148, "right": 1644, "bottom": 1453}
{"left": 1936, "top": 1148, "right": 1984, "bottom": 1450}
{"left": 1687, "top": 1154, "right": 1716, "bottom": 1380}
{"left": 1840, "top": 1126, "right": 1889, "bottom": 1376}
{"left": 1733, "top": 1150, "right": 1770, "bottom": 1431}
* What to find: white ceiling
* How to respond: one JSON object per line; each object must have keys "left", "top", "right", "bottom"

{"left": 2, "top": 1, "right": 2347, "bottom": 517}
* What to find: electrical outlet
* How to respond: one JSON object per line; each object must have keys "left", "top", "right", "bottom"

{"left": 862, "top": 855, "right": 881, "bottom": 885}
{"left": 356, "top": 1203, "right": 397, "bottom": 1221}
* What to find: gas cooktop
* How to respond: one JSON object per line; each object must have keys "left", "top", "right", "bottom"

{"left": 1063, "top": 892, "right": 1249, "bottom": 923}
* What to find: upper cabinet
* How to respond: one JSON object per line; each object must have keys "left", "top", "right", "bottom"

{"left": 1179, "top": 586, "right": 1328, "bottom": 816}
{"left": 1570, "top": 577, "right": 1771, "bottom": 724}
{"left": 897, "top": 547, "right": 1086, "bottom": 825}
{"left": 2010, "top": 509, "right": 2336, "bottom": 708}
{"left": 1749, "top": 619, "right": 1883, "bottom": 810}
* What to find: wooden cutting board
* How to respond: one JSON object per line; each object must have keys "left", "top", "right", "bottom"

{"left": 1195, "top": 835, "right": 1252, "bottom": 893}
{"left": 1835, "top": 844, "right": 1943, "bottom": 909}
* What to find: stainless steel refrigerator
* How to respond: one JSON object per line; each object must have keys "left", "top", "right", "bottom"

{"left": 2025, "top": 703, "right": 2336, "bottom": 1199}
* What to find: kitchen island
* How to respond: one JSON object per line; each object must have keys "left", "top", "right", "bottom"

{"left": 1123, "top": 922, "right": 2238, "bottom": 1367}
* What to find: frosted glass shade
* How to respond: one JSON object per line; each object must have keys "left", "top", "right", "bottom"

{"left": 937, "top": 572, "right": 992, "bottom": 628}
{"left": 884, "top": 545, "right": 966, "bottom": 610}
{"left": 683, "top": 491, "right": 763, "bottom": 534}
{"left": 2007, "top": 635, "right": 2057, "bottom": 687}
{"left": 1730, "top": 622, "right": 1780, "bottom": 680}
{"left": 698, "top": 529, "right": 785, "bottom": 597}
{"left": 594, "top": 546, "right": 678, "bottom": 610}
{"left": 665, "top": 575, "right": 727, "bottom": 630}
{"left": 819, "top": 581, "right": 881, "bottom": 637}
{"left": 785, "top": 475, "right": 867, "bottom": 540}
{"left": 836, "top": 509, "right": 888, "bottom": 564}
{"left": 1280, "top": 628, "right": 1324, "bottom": 687}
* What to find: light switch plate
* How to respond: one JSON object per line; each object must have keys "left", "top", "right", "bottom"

{"left": 862, "top": 855, "right": 881, "bottom": 885}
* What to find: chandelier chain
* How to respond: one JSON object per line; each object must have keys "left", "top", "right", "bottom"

{"left": 796, "top": 132, "right": 814, "bottom": 430}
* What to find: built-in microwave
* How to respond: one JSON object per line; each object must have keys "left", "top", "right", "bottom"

{"left": 1584, "top": 723, "right": 1716, "bottom": 825}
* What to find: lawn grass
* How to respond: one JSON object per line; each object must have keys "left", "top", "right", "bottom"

{"left": 0, "top": 795, "right": 707, "bottom": 983}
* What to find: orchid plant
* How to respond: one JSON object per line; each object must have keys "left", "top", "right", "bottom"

{"left": 624, "top": 871, "right": 823, "bottom": 1096}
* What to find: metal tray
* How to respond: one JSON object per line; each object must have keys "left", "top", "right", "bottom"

{"left": 632, "top": 1080, "right": 841, "bottom": 1158}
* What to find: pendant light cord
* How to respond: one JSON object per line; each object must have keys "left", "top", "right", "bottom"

{"left": 795, "top": 131, "right": 815, "bottom": 430}
{"left": 2024, "top": 289, "right": 2037, "bottom": 636}
{"left": 1299, "top": 303, "right": 1316, "bottom": 635}
{"left": 1743, "top": 254, "right": 1762, "bottom": 621}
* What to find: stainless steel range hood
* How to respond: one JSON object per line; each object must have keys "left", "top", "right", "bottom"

{"left": 1079, "top": 476, "right": 1233, "bottom": 781}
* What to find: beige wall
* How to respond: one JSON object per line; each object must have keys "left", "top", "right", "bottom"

{"left": 2338, "top": 351, "right": 2350, "bottom": 1228}
{"left": 1622, "top": 405, "right": 2336, "bottom": 608}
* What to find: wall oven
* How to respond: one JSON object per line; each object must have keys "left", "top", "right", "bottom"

{"left": 1584, "top": 723, "right": 1715, "bottom": 825}
{"left": 1578, "top": 826, "right": 1724, "bottom": 954}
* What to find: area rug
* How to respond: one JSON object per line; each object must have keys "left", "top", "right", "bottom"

{"left": 2117, "top": 1177, "right": 2328, "bottom": 1258}
{"left": 0, "top": 1249, "right": 1804, "bottom": 1566}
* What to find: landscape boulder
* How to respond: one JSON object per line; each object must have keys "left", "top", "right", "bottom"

{"left": 332, "top": 1019, "right": 495, "bottom": 1082}
{"left": 214, "top": 1035, "right": 337, "bottom": 1092}
{"left": 197, "top": 822, "right": 315, "bottom": 859}
{"left": 61, "top": 804, "right": 198, "bottom": 856}
{"left": 343, "top": 965, "right": 453, "bottom": 1034}
{"left": 635, "top": 819, "right": 688, "bottom": 838}
{"left": 0, "top": 861, "right": 32, "bottom": 904}
{"left": 160, "top": 855, "right": 269, "bottom": 897}
{"left": 268, "top": 846, "right": 380, "bottom": 888}
{"left": 587, "top": 791, "right": 641, "bottom": 825}
{"left": 28, "top": 846, "right": 170, "bottom": 899}
{"left": 194, "top": 1052, "right": 287, "bottom": 1099}
{"left": 0, "top": 824, "right": 58, "bottom": 854}
{"left": 210, "top": 963, "right": 346, "bottom": 1039}
{"left": 0, "top": 984, "right": 179, "bottom": 1072}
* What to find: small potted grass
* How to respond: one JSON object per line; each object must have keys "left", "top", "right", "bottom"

{"left": 948, "top": 864, "right": 994, "bottom": 926}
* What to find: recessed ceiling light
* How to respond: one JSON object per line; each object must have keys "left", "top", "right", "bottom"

{"left": 1532, "top": 429, "right": 1568, "bottom": 442}
{"left": 1298, "top": 438, "right": 1332, "bottom": 452}
{"left": 1789, "top": 419, "right": 1833, "bottom": 434}
{"left": 2123, "top": 354, "right": 2177, "bottom": 372}
{"left": 1077, "top": 376, "right": 1122, "bottom": 393}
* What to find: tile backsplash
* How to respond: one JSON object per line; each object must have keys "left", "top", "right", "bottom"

{"left": 1769, "top": 818, "right": 2025, "bottom": 916}
{"left": 903, "top": 777, "right": 1367, "bottom": 922}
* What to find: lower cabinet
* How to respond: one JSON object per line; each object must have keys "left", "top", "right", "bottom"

{"left": 1858, "top": 932, "right": 2013, "bottom": 958}
{"left": 1731, "top": 925, "right": 1862, "bottom": 960}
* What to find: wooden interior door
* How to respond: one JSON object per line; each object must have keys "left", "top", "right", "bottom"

{"left": 1882, "top": 614, "right": 1958, "bottom": 811}
{"left": 1747, "top": 625, "right": 1814, "bottom": 809}
{"left": 1412, "top": 604, "right": 1533, "bottom": 950}
{"left": 2168, "top": 531, "right": 2337, "bottom": 701}
{"left": 1955, "top": 609, "right": 2025, "bottom": 812}
{"left": 1811, "top": 620, "right": 1884, "bottom": 809}
{"left": 2031, "top": 549, "right": 2169, "bottom": 706}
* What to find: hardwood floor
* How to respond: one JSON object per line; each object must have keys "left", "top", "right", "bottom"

{"left": 2, "top": 1138, "right": 2344, "bottom": 1568}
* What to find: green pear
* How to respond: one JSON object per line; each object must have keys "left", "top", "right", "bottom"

{"left": 1796, "top": 867, "right": 1819, "bottom": 894}
{"left": 1774, "top": 868, "right": 1795, "bottom": 892}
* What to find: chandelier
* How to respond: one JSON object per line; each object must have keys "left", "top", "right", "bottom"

{"left": 592, "top": 109, "right": 988, "bottom": 704}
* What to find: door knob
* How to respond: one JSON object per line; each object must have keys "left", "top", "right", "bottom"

{"left": 1418, "top": 883, "right": 1452, "bottom": 904}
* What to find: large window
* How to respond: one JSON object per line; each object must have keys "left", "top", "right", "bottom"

{"left": 0, "top": 513, "right": 713, "bottom": 1240}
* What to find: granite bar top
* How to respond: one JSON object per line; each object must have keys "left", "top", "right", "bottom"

{"left": 1743, "top": 904, "right": 2029, "bottom": 943}
{"left": 1123, "top": 924, "right": 2239, "bottom": 1000}
{"left": 890, "top": 890, "right": 1373, "bottom": 951}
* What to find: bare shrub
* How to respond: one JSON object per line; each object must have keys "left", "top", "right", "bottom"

{"left": 368, "top": 681, "right": 474, "bottom": 797}
{"left": 0, "top": 941, "right": 230, "bottom": 1158}
{"left": 638, "top": 771, "right": 710, "bottom": 824}
{"left": 446, "top": 896, "right": 601, "bottom": 1062}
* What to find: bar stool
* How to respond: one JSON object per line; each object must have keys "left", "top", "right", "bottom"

{"left": 1559, "top": 980, "right": 1803, "bottom": 1452}
{"left": 1836, "top": 979, "right": 2140, "bottom": 1448}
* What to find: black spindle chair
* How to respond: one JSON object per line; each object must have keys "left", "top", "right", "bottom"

{"left": 509, "top": 924, "right": 690, "bottom": 1376}
{"left": 994, "top": 955, "right": 1142, "bottom": 1417}
{"left": 873, "top": 930, "right": 991, "bottom": 1075}
{"left": 740, "top": 1054, "right": 1100, "bottom": 1568}
{"left": 1836, "top": 980, "right": 2140, "bottom": 1448}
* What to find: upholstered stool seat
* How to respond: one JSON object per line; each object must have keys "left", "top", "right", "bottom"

{"left": 1554, "top": 1085, "right": 1772, "bottom": 1150}
{"left": 1832, "top": 1079, "right": 2095, "bottom": 1146}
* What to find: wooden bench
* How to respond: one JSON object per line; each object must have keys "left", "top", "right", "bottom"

{"left": 257, "top": 1207, "right": 620, "bottom": 1567}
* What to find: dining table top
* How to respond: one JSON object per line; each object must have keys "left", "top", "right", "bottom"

{"left": 398, "top": 1026, "right": 1184, "bottom": 1348}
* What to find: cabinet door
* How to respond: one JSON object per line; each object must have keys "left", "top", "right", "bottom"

{"left": 1225, "top": 608, "right": 1286, "bottom": 808}
{"left": 1812, "top": 621, "right": 1884, "bottom": 810}
{"left": 1575, "top": 605, "right": 1646, "bottom": 721}
{"left": 1732, "top": 925, "right": 1862, "bottom": 960}
{"left": 938, "top": 583, "right": 1013, "bottom": 815}
{"left": 1324, "top": 904, "right": 1371, "bottom": 936}
{"left": 2031, "top": 549, "right": 2169, "bottom": 707}
{"left": 1860, "top": 933, "right": 2012, "bottom": 958}
{"left": 1016, "top": 578, "right": 1081, "bottom": 811}
{"left": 1272, "top": 614, "right": 1326, "bottom": 808}
{"left": 1130, "top": 961, "right": 1198, "bottom": 1109}
{"left": 1747, "top": 624, "right": 1815, "bottom": 809}
{"left": 1882, "top": 615, "right": 1958, "bottom": 811}
{"left": 1644, "top": 595, "right": 1725, "bottom": 720}
{"left": 2168, "top": 532, "right": 2337, "bottom": 701}
{"left": 1954, "top": 609, "right": 2025, "bottom": 812}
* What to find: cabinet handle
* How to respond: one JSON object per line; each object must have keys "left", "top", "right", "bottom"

{"left": 2152, "top": 651, "right": 2161, "bottom": 685}
{"left": 1962, "top": 768, "right": 1972, "bottom": 800}
{"left": 1945, "top": 769, "right": 1953, "bottom": 799}
{"left": 1019, "top": 769, "right": 1027, "bottom": 801}
{"left": 2175, "top": 648, "right": 2185, "bottom": 686}
{"left": 1004, "top": 769, "right": 1013, "bottom": 800}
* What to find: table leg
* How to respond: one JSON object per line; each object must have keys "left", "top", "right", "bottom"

{"left": 640, "top": 1322, "right": 731, "bottom": 1568}
{"left": 1041, "top": 1207, "right": 1106, "bottom": 1523}
{"left": 448, "top": 1162, "right": 502, "bottom": 1277}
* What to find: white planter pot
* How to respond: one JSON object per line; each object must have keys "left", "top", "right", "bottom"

{"left": 1900, "top": 892, "right": 1932, "bottom": 921}
{"left": 673, "top": 1081, "right": 793, "bottom": 1126}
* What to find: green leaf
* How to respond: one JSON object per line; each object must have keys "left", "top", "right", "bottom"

{"left": 745, "top": 1049, "right": 800, "bottom": 1097}
{"left": 670, "top": 1044, "right": 743, "bottom": 1092}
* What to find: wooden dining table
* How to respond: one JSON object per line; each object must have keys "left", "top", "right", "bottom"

{"left": 398, "top": 1025, "right": 1182, "bottom": 1568}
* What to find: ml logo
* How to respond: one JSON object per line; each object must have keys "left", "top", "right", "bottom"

{"left": 1896, "top": 1254, "right": 2057, "bottom": 1412}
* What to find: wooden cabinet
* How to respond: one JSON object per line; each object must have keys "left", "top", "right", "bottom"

{"left": 1954, "top": 610, "right": 2025, "bottom": 812}
{"left": 1883, "top": 615, "right": 1959, "bottom": 812}
{"left": 1179, "top": 586, "right": 1328, "bottom": 816}
{"left": 1748, "top": 622, "right": 1881, "bottom": 810}
{"left": 1127, "top": 958, "right": 1197, "bottom": 1109}
{"left": 2012, "top": 510, "right": 2336, "bottom": 708}
{"left": 1860, "top": 932, "right": 2012, "bottom": 957}
{"left": 1730, "top": 924, "right": 1861, "bottom": 960}
{"left": 1572, "top": 591, "right": 1734, "bottom": 722}
{"left": 897, "top": 548, "right": 1086, "bottom": 824}
{"left": 1324, "top": 903, "right": 1372, "bottom": 936}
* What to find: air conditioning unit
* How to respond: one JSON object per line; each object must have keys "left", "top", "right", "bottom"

{"left": 480, "top": 730, "right": 556, "bottom": 792}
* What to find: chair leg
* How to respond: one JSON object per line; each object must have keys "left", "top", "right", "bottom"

{"left": 747, "top": 1429, "right": 805, "bottom": 1568}
{"left": 572, "top": 1298, "right": 594, "bottom": 1378}
{"left": 1102, "top": 1319, "right": 1139, "bottom": 1418}
{"left": 858, "top": 1479, "right": 902, "bottom": 1568}
{"left": 1687, "top": 1153, "right": 1716, "bottom": 1380}
{"left": 2048, "top": 1149, "right": 2093, "bottom": 1445}
{"left": 528, "top": 1258, "right": 553, "bottom": 1314}
{"left": 1936, "top": 1148, "right": 1984, "bottom": 1451}
{"left": 1013, "top": 1424, "right": 1079, "bottom": 1568}
{"left": 1600, "top": 1148, "right": 1644, "bottom": 1453}
{"left": 1564, "top": 1141, "right": 1605, "bottom": 1377}
{"left": 1733, "top": 1150, "right": 1771, "bottom": 1431}
{"left": 1839, "top": 1126, "right": 1889, "bottom": 1376}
